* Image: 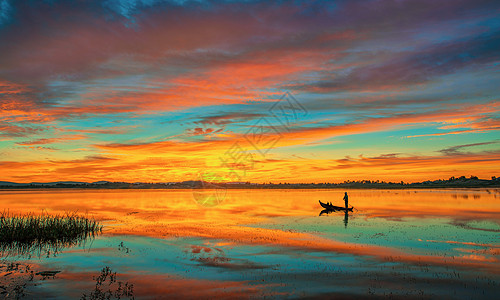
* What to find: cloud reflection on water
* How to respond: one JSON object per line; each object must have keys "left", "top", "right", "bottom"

{"left": 0, "top": 188, "right": 499, "bottom": 298}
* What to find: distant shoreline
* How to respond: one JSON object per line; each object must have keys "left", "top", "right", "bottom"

{"left": 0, "top": 187, "right": 499, "bottom": 191}
{"left": 1, "top": 177, "right": 499, "bottom": 190}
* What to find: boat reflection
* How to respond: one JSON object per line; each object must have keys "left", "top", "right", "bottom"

{"left": 319, "top": 209, "right": 350, "bottom": 228}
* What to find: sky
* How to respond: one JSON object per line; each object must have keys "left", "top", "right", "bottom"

{"left": 0, "top": 0, "right": 499, "bottom": 183}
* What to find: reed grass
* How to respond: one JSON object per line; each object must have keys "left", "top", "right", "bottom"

{"left": 0, "top": 211, "right": 102, "bottom": 257}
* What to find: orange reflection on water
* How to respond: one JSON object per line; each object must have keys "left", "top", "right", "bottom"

{"left": 2, "top": 188, "right": 498, "bottom": 220}
{"left": 57, "top": 271, "right": 267, "bottom": 299}
{"left": 1, "top": 188, "right": 499, "bottom": 273}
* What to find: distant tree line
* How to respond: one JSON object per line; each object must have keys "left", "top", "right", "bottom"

{"left": 0, "top": 175, "right": 498, "bottom": 189}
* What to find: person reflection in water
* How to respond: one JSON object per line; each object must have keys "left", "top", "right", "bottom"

{"left": 343, "top": 210, "right": 349, "bottom": 228}
{"left": 343, "top": 192, "right": 349, "bottom": 209}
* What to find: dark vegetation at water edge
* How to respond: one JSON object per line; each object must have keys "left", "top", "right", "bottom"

{"left": 0, "top": 176, "right": 499, "bottom": 189}
{"left": 0, "top": 213, "right": 102, "bottom": 298}
{"left": 0, "top": 212, "right": 102, "bottom": 257}
{"left": 81, "top": 266, "right": 134, "bottom": 300}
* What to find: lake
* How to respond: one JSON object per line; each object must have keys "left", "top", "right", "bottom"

{"left": 1, "top": 189, "right": 499, "bottom": 299}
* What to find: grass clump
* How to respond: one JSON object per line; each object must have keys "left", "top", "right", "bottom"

{"left": 81, "top": 266, "right": 134, "bottom": 300}
{"left": 0, "top": 211, "right": 102, "bottom": 257}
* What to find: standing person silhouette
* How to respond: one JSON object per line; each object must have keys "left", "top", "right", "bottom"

{"left": 343, "top": 192, "right": 348, "bottom": 209}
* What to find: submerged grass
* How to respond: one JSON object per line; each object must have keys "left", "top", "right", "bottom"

{"left": 0, "top": 211, "right": 102, "bottom": 257}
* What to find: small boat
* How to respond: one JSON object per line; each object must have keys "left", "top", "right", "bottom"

{"left": 319, "top": 200, "right": 353, "bottom": 212}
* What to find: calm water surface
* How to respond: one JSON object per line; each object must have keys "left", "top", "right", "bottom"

{"left": 1, "top": 189, "right": 499, "bottom": 299}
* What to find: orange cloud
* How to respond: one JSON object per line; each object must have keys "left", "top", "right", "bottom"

{"left": 1, "top": 99, "right": 498, "bottom": 183}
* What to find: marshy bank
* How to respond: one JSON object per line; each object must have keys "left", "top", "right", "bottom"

{"left": 0, "top": 212, "right": 102, "bottom": 257}
{"left": 0, "top": 212, "right": 103, "bottom": 298}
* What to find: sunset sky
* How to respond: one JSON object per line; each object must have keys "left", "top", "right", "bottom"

{"left": 0, "top": 0, "right": 499, "bottom": 183}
